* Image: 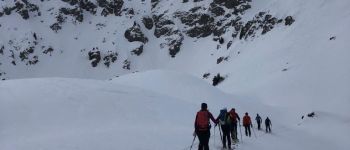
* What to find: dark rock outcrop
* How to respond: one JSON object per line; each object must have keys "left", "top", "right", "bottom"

{"left": 131, "top": 45, "right": 144, "bottom": 56}
{"left": 43, "top": 47, "right": 54, "bottom": 56}
{"left": 152, "top": 13, "right": 184, "bottom": 57}
{"left": 175, "top": 11, "right": 215, "bottom": 38}
{"left": 50, "top": 23, "right": 62, "bottom": 33}
{"left": 209, "top": 3, "right": 225, "bottom": 17}
{"left": 227, "top": 41, "right": 232, "bottom": 49}
{"left": 285, "top": 16, "right": 295, "bottom": 26}
{"left": 203, "top": 73, "right": 210, "bottom": 79}
{"left": 88, "top": 49, "right": 101, "bottom": 67}
{"left": 212, "top": 73, "right": 225, "bottom": 86}
{"left": 50, "top": 0, "right": 123, "bottom": 32}
{"left": 88, "top": 48, "right": 118, "bottom": 68}
{"left": 19, "top": 46, "right": 34, "bottom": 61}
{"left": 61, "top": 0, "right": 97, "bottom": 14}
{"left": 0, "top": 0, "right": 40, "bottom": 20}
{"left": 18, "top": 46, "right": 40, "bottom": 65}
{"left": 124, "top": 22, "right": 148, "bottom": 43}
{"left": 103, "top": 51, "right": 118, "bottom": 67}
{"left": 142, "top": 16, "right": 154, "bottom": 30}
{"left": 59, "top": 7, "right": 84, "bottom": 22}
{"left": 153, "top": 14, "right": 176, "bottom": 38}
{"left": 239, "top": 12, "right": 285, "bottom": 39}
{"left": 213, "top": 0, "right": 251, "bottom": 10}
{"left": 168, "top": 35, "right": 184, "bottom": 57}
{"left": 97, "top": 0, "right": 124, "bottom": 16}
{"left": 123, "top": 59, "right": 131, "bottom": 70}
{"left": 151, "top": 0, "right": 160, "bottom": 9}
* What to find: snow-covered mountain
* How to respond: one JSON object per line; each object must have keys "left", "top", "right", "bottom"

{"left": 0, "top": 0, "right": 296, "bottom": 79}
{"left": 1, "top": 0, "right": 350, "bottom": 150}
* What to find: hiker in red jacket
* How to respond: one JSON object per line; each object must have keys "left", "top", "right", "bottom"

{"left": 229, "top": 108, "right": 240, "bottom": 142}
{"left": 243, "top": 112, "right": 252, "bottom": 137}
{"left": 194, "top": 103, "right": 218, "bottom": 150}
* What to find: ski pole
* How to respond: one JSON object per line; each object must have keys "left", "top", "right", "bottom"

{"left": 218, "top": 125, "right": 223, "bottom": 143}
{"left": 239, "top": 122, "right": 243, "bottom": 143}
{"left": 190, "top": 132, "right": 196, "bottom": 150}
{"left": 270, "top": 123, "right": 273, "bottom": 132}
{"left": 214, "top": 125, "right": 216, "bottom": 147}
{"left": 252, "top": 124, "right": 257, "bottom": 138}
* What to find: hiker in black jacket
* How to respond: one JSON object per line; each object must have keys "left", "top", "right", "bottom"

{"left": 217, "top": 108, "right": 232, "bottom": 149}
{"left": 256, "top": 114, "right": 262, "bottom": 130}
{"left": 265, "top": 117, "right": 272, "bottom": 133}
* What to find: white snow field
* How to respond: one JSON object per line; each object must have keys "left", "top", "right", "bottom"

{"left": 0, "top": 0, "right": 350, "bottom": 149}
{"left": 0, "top": 70, "right": 349, "bottom": 150}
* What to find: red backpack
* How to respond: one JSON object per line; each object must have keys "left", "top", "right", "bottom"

{"left": 243, "top": 115, "right": 251, "bottom": 126}
{"left": 229, "top": 111, "right": 237, "bottom": 123}
{"left": 196, "top": 111, "right": 209, "bottom": 131}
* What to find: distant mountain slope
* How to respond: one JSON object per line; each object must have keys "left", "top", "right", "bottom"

{"left": 0, "top": 0, "right": 349, "bottom": 127}
{"left": 0, "top": 0, "right": 294, "bottom": 80}
{"left": 214, "top": 0, "right": 350, "bottom": 117}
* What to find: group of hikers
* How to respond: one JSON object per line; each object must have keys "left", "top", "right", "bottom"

{"left": 194, "top": 103, "right": 272, "bottom": 150}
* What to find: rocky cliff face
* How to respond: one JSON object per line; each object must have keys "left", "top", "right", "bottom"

{"left": 0, "top": 0, "right": 294, "bottom": 80}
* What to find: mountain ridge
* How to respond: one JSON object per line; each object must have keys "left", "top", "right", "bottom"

{"left": 0, "top": 0, "right": 294, "bottom": 80}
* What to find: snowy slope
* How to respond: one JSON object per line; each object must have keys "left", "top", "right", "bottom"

{"left": 215, "top": 0, "right": 350, "bottom": 116}
{"left": 1, "top": 71, "right": 349, "bottom": 150}
{"left": 0, "top": 0, "right": 295, "bottom": 79}
{"left": 0, "top": 73, "right": 239, "bottom": 150}
{"left": 0, "top": 77, "right": 199, "bottom": 150}
{"left": 113, "top": 70, "right": 350, "bottom": 150}
{"left": 0, "top": 0, "right": 350, "bottom": 150}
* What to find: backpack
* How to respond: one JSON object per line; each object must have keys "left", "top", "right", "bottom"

{"left": 226, "top": 114, "right": 232, "bottom": 125}
{"left": 196, "top": 111, "right": 210, "bottom": 131}
{"left": 243, "top": 115, "right": 251, "bottom": 126}
{"left": 229, "top": 111, "right": 238, "bottom": 123}
{"left": 256, "top": 116, "right": 262, "bottom": 123}
{"left": 219, "top": 109, "right": 231, "bottom": 125}
{"left": 265, "top": 118, "right": 271, "bottom": 126}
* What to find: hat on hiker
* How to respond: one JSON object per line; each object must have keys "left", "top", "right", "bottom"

{"left": 201, "top": 103, "right": 207, "bottom": 109}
